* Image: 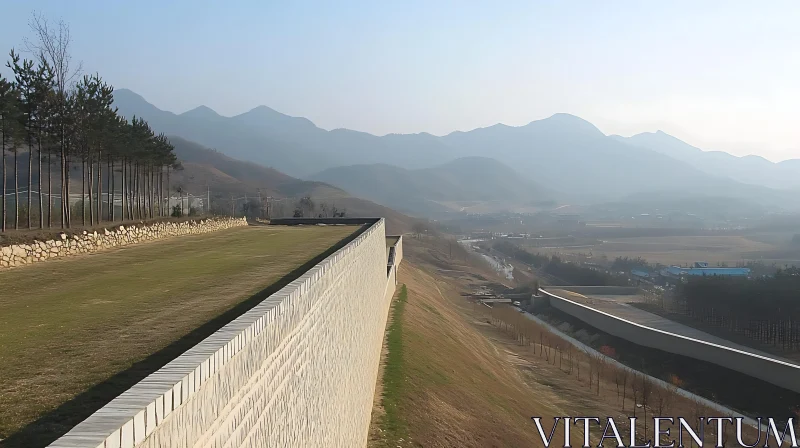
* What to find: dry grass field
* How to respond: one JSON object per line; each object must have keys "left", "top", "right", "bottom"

{"left": 538, "top": 235, "right": 800, "bottom": 266}
{"left": 0, "top": 224, "right": 358, "bottom": 446}
{"left": 369, "top": 260, "right": 580, "bottom": 447}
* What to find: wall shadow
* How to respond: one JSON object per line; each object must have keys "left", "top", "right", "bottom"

{"left": 1, "top": 224, "right": 367, "bottom": 448}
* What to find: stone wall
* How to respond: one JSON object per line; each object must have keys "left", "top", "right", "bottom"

{"left": 540, "top": 288, "right": 800, "bottom": 394}
{"left": 0, "top": 217, "right": 247, "bottom": 270}
{"left": 49, "top": 218, "right": 398, "bottom": 448}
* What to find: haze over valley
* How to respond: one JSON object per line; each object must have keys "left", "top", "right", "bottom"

{"left": 112, "top": 89, "right": 800, "bottom": 220}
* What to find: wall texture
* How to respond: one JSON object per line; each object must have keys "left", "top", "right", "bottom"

{"left": 49, "top": 218, "right": 398, "bottom": 448}
{"left": 0, "top": 217, "right": 247, "bottom": 270}
{"left": 540, "top": 289, "right": 800, "bottom": 394}
{"left": 550, "top": 286, "right": 641, "bottom": 295}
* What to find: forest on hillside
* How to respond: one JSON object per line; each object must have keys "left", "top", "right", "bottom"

{"left": 0, "top": 14, "right": 178, "bottom": 232}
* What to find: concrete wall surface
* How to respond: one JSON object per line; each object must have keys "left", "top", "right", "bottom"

{"left": 540, "top": 289, "right": 800, "bottom": 394}
{"left": 50, "top": 218, "right": 399, "bottom": 448}
{"left": 551, "top": 286, "right": 641, "bottom": 295}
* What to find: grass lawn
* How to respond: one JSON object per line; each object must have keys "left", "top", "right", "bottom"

{"left": 0, "top": 224, "right": 358, "bottom": 446}
{"left": 375, "top": 285, "right": 408, "bottom": 444}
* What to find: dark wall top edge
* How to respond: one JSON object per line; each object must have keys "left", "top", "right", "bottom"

{"left": 268, "top": 217, "right": 382, "bottom": 226}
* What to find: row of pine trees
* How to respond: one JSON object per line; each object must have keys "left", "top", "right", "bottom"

{"left": 0, "top": 14, "right": 178, "bottom": 232}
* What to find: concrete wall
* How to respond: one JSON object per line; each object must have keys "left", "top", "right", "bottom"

{"left": 0, "top": 217, "right": 247, "bottom": 270}
{"left": 386, "top": 235, "right": 403, "bottom": 282}
{"left": 388, "top": 235, "right": 403, "bottom": 266}
{"left": 540, "top": 289, "right": 800, "bottom": 394}
{"left": 550, "top": 285, "right": 641, "bottom": 295}
{"left": 50, "top": 218, "right": 400, "bottom": 448}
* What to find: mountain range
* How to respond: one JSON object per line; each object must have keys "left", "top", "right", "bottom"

{"left": 612, "top": 131, "right": 800, "bottom": 190}
{"left": 165, "top": 136, "right": 415, "bottom": 232}
{"left": 311, "top": 157, "right": 555, "bottom": 216}
{"left": 112, "top": 89, "right": 800, "bottom": 213}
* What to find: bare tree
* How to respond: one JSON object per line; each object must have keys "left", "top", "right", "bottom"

{"left": 620, "top": 368, "right": 629, "bottom": 411}
{"left": 653, "top": 385, "right": 674, "bottom": 423}
{"left": 640, "top": 374, "right": 652, "bottom": 434}
{"left": 630, "top": 374, "right": 641, "bottom": 417}
{"left": 25, "top": 12, "right": 82, "bottom": 228}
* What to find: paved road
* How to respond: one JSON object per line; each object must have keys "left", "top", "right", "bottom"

{"left": 552, "top": 290, "right": 799, "bottom": 367}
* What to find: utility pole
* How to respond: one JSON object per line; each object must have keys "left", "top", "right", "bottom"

{"left": 207, "top": 185, "right": 210, "bottom": 216}
{"left": 231, "top": 195, "right": 235, "bottom": 217}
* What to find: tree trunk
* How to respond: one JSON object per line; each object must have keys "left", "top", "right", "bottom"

{"left": 60, "top": 134, "right": 66, "bottom": 228}
{"left": 135, "top": 164, "right": 140, "bottom": 219}
{"left": 27, "top": 140, "right": 33, "bottom": 228}
{"left": 86, "top": 156, "right": 92, "bottom": 226}
{"left": 133, "top": 164, "right": 139, "bottom": 219}
{"left": 1, "top": 131, "right": 6, "bottom": 232}
{"left": 145, "top": 166, "right": 150, "bottom": 219}
{"left": 158, "top": 170, "right": 167, "bottom": 216}
{"left": 65, "top": 154, "right": 72, "bottom": 228}
{"left": 47, "top": 150, "right": 52, "bottom": 228}
{"left": 128, "top": 161, "right": 134, "bottom": 219}
{"left": 14, "top": 150, "right": 19, "bottom": 229}
{"left": 150, "top": 167, "right": 155, "bottom": 218}
{"left": 107, "top": 156, "right": 111, "bottom": 222}
{"left": 110, "top": 159, "right": 115, "bottom": 221}
{"left": 122, "top": 159, "right": 127, "bottom": 221}
{"left": 37, "top": 138, "right": 43, "bottom": 228}
{"left": 166, "top": 167, "right": 170, "bottom": 217}
{"left": 97, "top": 150, "right": 102, "bottom": 223}
{"left": 81, "top": 157, "right": 86, "bottom": 226}
{"left": 125, "top": 160, "right": 131, "bottom": 220}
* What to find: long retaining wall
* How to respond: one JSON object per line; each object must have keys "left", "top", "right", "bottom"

{"left": 50, "top": 218, "right": 400, "bottom": 448}
{"left": 550, "top": 285, "right": 641, "bottom": 295}
{"left": 0, "top": 217, "right": 247, "bottom": 270}
{"left": 540, "top": 288, "right": 800, "bottom": 394}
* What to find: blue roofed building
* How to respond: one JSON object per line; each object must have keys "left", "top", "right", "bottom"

{"left": 660, "top": 262, "right": 750, "bottom": 279}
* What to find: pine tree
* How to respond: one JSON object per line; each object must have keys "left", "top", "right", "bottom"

{"left": 0, "top": 73, "right": 20, "bottom": 232}
{"left": 1, "top": 13, "right": 178, "bottom": 232}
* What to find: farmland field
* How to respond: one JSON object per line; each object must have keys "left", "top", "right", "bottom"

{"left": 0, "top": 224, "right": 358, "bottom": 446}
{"left": 535, "top": 235, "right": 800, "bottom": 266}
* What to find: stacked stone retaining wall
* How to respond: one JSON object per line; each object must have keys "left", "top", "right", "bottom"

{"left": 50, "top": 218, "right": 398, "bottom": 448}
{"left": 0, "top": 217, "right": 247, "bottom": 269}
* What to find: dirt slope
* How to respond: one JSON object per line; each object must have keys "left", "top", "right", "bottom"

{"left": 369, "top": 237, "right": 580, "bottom": 447}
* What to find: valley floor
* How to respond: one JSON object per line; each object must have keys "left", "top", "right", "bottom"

{"left": 0, "top": 224, "right": 358, "bottom": 446}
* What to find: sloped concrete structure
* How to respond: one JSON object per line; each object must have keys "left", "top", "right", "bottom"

{"left": 540, "top": 288, "right": 800, "bottom": 394}
{"left": 50, "top": 218, "right": 402, "bottom": 448}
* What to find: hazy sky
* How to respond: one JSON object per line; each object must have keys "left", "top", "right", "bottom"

{"left": 2, "top": 1, "right": 799, "bottom": 161}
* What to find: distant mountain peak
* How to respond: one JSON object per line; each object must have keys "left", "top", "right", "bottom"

{"left": 245, "top": 105, "right": 279, "bottom": 114}
{"left": 233, "top": 105, "right": 319, "bottom": 130}
{"left": 113, "top": 88, "right": 157, "bottom": 107}
{"left": 526, "top": 113, "right": 603, "bottom": 135}
{"left": 180, "top": 105, "right": 220, "bottom": 118}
